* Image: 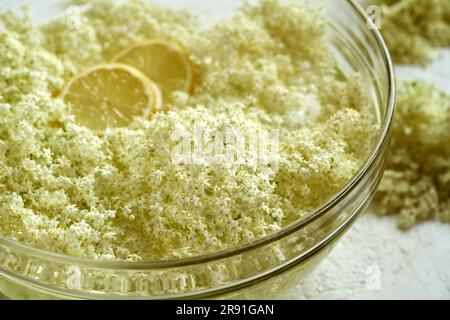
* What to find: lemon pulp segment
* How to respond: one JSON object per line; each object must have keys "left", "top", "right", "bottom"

{"left": 61, "top": 63, "right": 159, "bottom": 131}
{"left": 112, "top": 39, "right": 194, "bottom": 105}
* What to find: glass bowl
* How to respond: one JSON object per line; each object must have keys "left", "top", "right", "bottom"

{"left": 0, "top": 0, "right": 395, "bottom": 299}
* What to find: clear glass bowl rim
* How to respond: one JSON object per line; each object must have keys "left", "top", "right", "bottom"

{"left": 0, "top": 0, "right": 396, "bottom": 271}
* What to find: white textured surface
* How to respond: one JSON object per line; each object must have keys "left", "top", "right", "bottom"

{"left": 282, "top": 50, "right": 450, "bottom": 300}
{"left": 282, "top": 213, "right": 450, "bottom": 299}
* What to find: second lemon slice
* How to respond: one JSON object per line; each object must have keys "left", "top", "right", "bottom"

{"left": 112, "top": 39, "right": 195, "bottom": 104}
{"left": 61, "top": 63, "right": 161, "bottom": 132}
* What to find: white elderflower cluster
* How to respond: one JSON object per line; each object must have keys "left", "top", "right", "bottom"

{"left": 376, "top": 81, "right": 450, "bottom": 229}
{"left": 0, "top": 0, "right": 377, "bottom": 260}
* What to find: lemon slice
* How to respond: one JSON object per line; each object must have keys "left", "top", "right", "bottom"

{"left": 112, "top": 39, "right": 195, "bottom": 104}
{"left": 61, "top": 63, "right": 161, "bottom": 131}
